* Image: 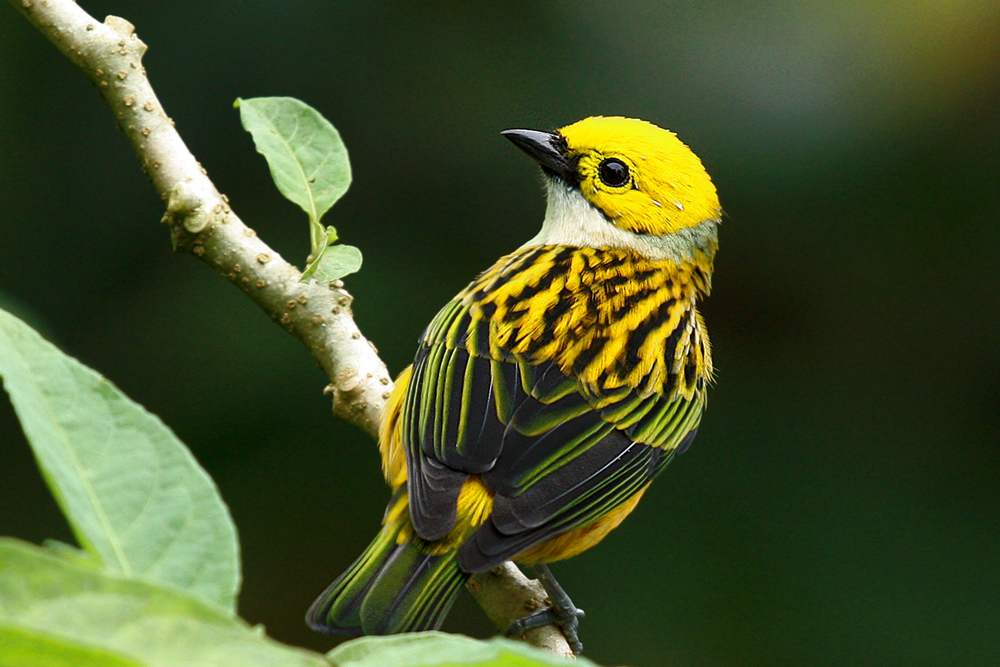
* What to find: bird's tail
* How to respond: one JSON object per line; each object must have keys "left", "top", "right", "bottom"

{"left": 306, "top": 491, "right": 468, "bottom": 636}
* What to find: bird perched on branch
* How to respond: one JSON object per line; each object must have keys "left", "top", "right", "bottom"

{"left": 307, "top": 116, "right": 721, "bottom": 653}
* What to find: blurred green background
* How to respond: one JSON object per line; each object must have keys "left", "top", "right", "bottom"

{"left": 2, "top": 2, "right": 998, "bottom": 665}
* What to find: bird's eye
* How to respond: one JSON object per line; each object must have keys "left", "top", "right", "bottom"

{"left": 598, "top": 158, "right": 630, "bottom": 188}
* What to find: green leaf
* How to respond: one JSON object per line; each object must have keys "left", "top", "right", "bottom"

{"left": 236, "top": 96, "right": 352, "bottom": 252}
{"left": 0, "top": 627, "right": 144, "bottom": 667}
{"left": 302, "top": 244, "right": 363, "bottom": 283}
{"left": 0, "top": 539, "right": 329, "bottom": 667}
{"left": 327, "top": 632, "right": 604, "bottom": 667}
{"left": 0, "top": 308, "right": 240, "bottom": 611}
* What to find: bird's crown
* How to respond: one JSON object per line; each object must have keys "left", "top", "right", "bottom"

{"left": 557, "top": 116, "right": 720, "bottom": 235}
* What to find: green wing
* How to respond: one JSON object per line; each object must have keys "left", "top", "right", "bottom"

{"left": 403, "top": 298, "right": 705, "bottom": 571}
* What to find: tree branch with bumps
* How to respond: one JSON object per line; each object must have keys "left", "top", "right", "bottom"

{"left": 8, "top": 0, "right": 573, "bottom": 659}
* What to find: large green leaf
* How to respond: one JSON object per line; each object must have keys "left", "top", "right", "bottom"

{"left": 0, "top": 627, "right": 143, "bottom": 667}
{"left": 0, "top": 308, "right": 240, "bottom": 611}
{"left": 327, "top": 632, "right": 603, "bottom": 667}
{"left": 0, "top": 539, "right": 328, "bottom": 667}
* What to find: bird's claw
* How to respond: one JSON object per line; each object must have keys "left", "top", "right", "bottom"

{"left": 504, "top": 605, "right": 586, "bottom": 654}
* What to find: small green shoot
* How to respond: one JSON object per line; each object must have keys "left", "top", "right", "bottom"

{"left": 235, "top": 96, "right": 362, "bottom": 283}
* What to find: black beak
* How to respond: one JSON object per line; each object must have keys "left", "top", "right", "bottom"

{"left": 501, "top": 128, "right": 575, "bottom": 181}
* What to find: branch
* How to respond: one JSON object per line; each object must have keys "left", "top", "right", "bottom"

{"left": 9, "top": 0, "right": 573, "bottom": 658}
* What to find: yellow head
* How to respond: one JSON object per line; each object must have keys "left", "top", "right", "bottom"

{"left": 558, "top": 116, "right": 719, "bottom": 234}
{"left": 503, "top": 116, "right": 721, "bottom": 262}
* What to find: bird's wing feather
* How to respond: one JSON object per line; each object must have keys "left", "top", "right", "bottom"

{"left": 404, "top": 297, "right": 704, "bottom": 560}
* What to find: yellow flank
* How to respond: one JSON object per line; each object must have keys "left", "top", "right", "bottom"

{"left": 558, "top": 116, "right": 720, "bottom": 235}
{"left": 388, "top": 475, "right": 496, "bottom": 555}
{"left": 515, "top": 485, "right": 650, "bottom": 564}
{"left": 382, "top": 410, "right": 650, "bottom": 565}
{"left": 379, "top": 365, "right": 410, "bottom": 488}
{"left": 381, "top": 371, "right": 496, "bottom": 551}
{"left": 453, "top": 477, "right": 495, "bottom": 537}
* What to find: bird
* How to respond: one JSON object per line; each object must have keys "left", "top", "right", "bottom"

{"left": 307, "top": 116, "right": 721, "bottom": 654}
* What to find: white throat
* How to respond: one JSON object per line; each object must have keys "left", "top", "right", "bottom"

{"left": 518, "top": 179, "right": 718, "bottom": 262}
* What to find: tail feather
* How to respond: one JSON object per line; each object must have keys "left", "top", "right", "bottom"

{"left": 306, "top": 522, "right": 468, "bottom": 636}
{"left": 306, "top": 526, "right": 397, "bottom": 635}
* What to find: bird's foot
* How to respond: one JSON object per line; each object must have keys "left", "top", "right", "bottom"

{"left": 504, "top": 604, "right": 585, "bottom": 654}
{"left": 503, "top": 564, "right": 585, "bottom": 654}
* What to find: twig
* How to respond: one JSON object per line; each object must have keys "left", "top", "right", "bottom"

{"left": 8, "top": 0, "right": 573, "bottom": 658}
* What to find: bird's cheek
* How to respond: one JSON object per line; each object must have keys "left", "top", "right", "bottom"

{"left": 587, "top": 190, "right": 621, "bottom": 221}
{"left": 609, "top": 195, "right": 661, "bottom": 234}
{"left": 579, "top": 177, "right": 599, "bottom": 201}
